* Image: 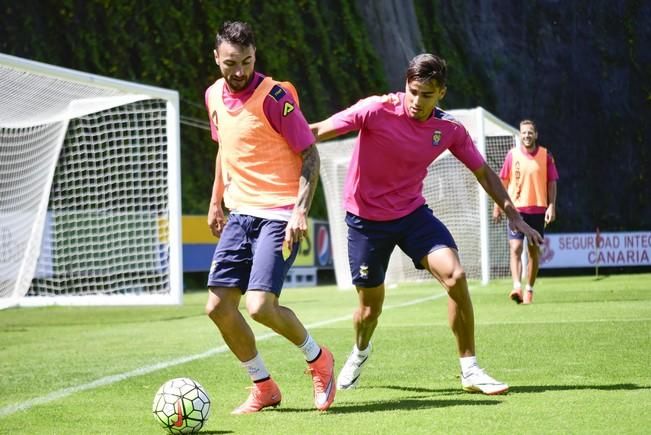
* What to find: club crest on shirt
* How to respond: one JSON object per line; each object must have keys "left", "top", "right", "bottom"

{"left": 432, "top": 130, "right": 442, "bottom": 146}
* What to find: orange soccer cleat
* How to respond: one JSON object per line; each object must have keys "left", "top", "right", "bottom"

{"left": 306, "top": 347, "right": 336, "bottom": 411}
{"left": 509, "top": 288, "right": 523, "bottom": 304}
{"left": 231, "top": 378, "right": 282, "bottom": 415}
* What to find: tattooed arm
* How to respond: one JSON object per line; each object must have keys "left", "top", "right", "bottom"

{"left": 285, "top": 144, "right": 320, "bottom": 246}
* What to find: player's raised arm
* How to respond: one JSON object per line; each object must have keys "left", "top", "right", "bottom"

{"left": 310, "top": 118, "right": 341, "bottom": 142}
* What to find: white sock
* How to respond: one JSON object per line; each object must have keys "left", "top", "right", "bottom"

{"left": 513, "top": 281, "right": 522, "bottom": 290}
{"left": 354, "top": 343, "right": 371, "bottom": 355}
{"left": 525, "top": 284, "right": 533, "bottom": 292}
{"left": 298, "top": 334, "right": 321, "bottom": 362}
{"left": 460, "top": 356, "right": 478, "bottom": 376}
{"left": 242, "top": 353, "right": 270, "bottom": 382}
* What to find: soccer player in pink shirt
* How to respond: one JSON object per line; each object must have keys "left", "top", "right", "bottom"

{"left": 204, "top": 21, "right": 335, "bottom": 413}
{"left": 493, "top": 120, "right": 559, "bottom": 304}
{"left": 311, "top": 53, "right": 543, "bottom": 395}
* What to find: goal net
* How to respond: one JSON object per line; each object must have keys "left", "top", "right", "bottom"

{"left": 318, "top": 107, "right": 516, "bottom": 289}
{"left": 0, "top": 53, "right": 182, "bottom": 308}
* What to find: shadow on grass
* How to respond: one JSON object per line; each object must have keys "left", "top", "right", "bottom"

{"left": 371, "top": 385, "right": 463, "bottom": 395}
{"left": 510, "top": 383, "right": 650, "bottom": 393}
{"left": 275, "top": 384, "right": 501, "bottom": 414}
{"left": 268, "top": 383, "right": 649, "bottom": 414}
{"left": 375, "top": 383, "right": 650, "bottom": 395}
{"left": 277, "top": 397, "right": 499, "bottom": 414}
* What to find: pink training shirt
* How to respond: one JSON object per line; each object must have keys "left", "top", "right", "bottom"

{"left": 204, "top": 72, "right": 313, "bottom": 153}
{"left": 331, "top": 93, "right": 486, "bottom": 221}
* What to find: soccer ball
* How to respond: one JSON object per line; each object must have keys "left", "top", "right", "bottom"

{"left": 152, "top": 378, "right": 211, "bottom": 434}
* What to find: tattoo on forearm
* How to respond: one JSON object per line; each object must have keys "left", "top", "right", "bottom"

{"left": 296, "top": 145, "right": 320, "bottom": 213}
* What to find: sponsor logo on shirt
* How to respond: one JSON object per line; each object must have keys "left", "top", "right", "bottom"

{"left": 268, "top": 84, "right": 286, "bottom": 102}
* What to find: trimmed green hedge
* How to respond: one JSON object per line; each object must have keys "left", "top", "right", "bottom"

{"left": 0, "top": 0, "right": 387, "bottom": 217}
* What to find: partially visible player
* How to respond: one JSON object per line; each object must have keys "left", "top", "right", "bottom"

{"left": 493, "top": 119, "right": 559, "bottom": 304}
{"left": 310, "top": 53, "right": 543, "bottom": 394}
{"left": 204, "top": 21, "right": 335, "bottom": 413}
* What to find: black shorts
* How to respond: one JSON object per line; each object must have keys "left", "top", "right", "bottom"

{"left": 508, "top": 213, "right": 545, "bottom": 241}
{"left": 346, "top": 205, "right": 457, "bottom": 287}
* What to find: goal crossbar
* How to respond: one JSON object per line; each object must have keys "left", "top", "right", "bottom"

{"left": 0, "top": 53, "right": 183, "bottom": 308}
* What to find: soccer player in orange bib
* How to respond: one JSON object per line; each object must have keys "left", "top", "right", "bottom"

{"left": 203, "top": 21, "right": 335, "bottom": 413}
{"left": 493, "top": 119, "right": 559, "bottom": 304}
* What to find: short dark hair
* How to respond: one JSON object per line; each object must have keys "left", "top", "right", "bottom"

{"left": 520, "top": 119, "right": 537, "bottom": 131}
{"left": 406, "top": 53, "right": 447, "bottom": 87}
{"left": 215, "top": 21, "right": 256, "bottom": 50}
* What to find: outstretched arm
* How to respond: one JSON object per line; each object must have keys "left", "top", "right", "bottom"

{"left": 285, "top": 144, "right": 320, "bottom": 246}
{"left": 492, "top": 178, "right": 509, "bottom": 223}
{"left": 310, "top": 118, "right": 342, "bottom": 142}
{"left": 473, "top": 163, "right": 543, "bottom": 245}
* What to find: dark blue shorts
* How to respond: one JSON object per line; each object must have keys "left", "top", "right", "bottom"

{"left": 346, "top": 205, "right": 457, "bottom": 287}
{"left": 207, "top": 214, "right": 298, "bottom": 296}
{"left": 508, "top": 212, "right": 546, "bottom": 241}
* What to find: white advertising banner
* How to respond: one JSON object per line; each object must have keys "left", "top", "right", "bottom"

{"left": 539, "top": 231, "right": 651, "bottom": 269}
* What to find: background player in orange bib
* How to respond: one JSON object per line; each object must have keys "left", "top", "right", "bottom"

{"left": 493, "top": 119, "right": 559, "bottom": 304}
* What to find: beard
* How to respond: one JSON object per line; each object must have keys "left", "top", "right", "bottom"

{"left": 225, "top": 74, "right": 251, "bottom": 92}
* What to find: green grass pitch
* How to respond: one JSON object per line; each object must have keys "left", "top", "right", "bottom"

{"left": 1, "top": 273, "right": 649, "bottom": 434}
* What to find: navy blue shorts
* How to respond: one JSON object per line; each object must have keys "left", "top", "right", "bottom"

{"left": 346, "top": 205, "right": 457, "bottom": 287}
{"left": 207, "top": 214, "right": 298, "bottom": 296}
{"left": 508, "top": 212, "right": 546, "bottom": 241}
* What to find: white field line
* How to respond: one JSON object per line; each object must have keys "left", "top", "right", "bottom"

{"left": 0, "top": 292, "right": 447, "bottom": 418}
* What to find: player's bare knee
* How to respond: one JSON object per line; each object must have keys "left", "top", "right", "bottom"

{"left": 511, "top": 245, "right": 523, "bottom": 257}
{"left": 205, "top": 287, "right": 236, "bottom": 319}
{"left": 360, "top": 305, "right": 381, "bottom": 322}
{"left": 205, "top": 300, "right": 232, "bottom": 324}
{"left": 442, "top": 268, "right": 467, "bottom": 291}
{"left": 246, "top": 299, "right": 274, "bottom": 324}
{"left": 204, "top": 300, "right": 215, "bottom": 317}
{"left": 204, "top": 291, "right": 219, "bottom": 317}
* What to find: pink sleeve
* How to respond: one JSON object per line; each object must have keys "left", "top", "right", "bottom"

{"left": 205, "top": 87, "right": 219, "bottom": 143}
{"left": 547, "top": 151, "right": 559, "bottom": 181}
{"left": 499, "top": 151, "right": 513, "bottom": 180}
{"left": 263, "top": 87, "right": 314, "bottom": 153}
{"left": 331, "top": 96, "right": 384, "bottom": 134}
{"left": 449, "top": 126, "right": 486, "bottom": 171}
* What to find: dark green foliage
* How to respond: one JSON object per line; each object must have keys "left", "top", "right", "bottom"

{"left": 0, "top": 0, "right": 386, "bottom": 217}
{"left": 413, "top": 0, "right": 494, "bottom": 110}
{"left": 413, "top": 0, "right": 651, "bottom": 231}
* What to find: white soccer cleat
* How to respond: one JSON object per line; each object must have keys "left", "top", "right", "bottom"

{"left": 461, "top": 366, "right": 509, "bottom": 395}
{"left": 336, "top": 343, "right": 372, "bottom": 390}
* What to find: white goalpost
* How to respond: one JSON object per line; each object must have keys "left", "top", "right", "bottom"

{"left": 318, "top": 107, "right": 517, "bottom": 289}
{"left": 0, "top": 53, "right": 183, "bottom": 308}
